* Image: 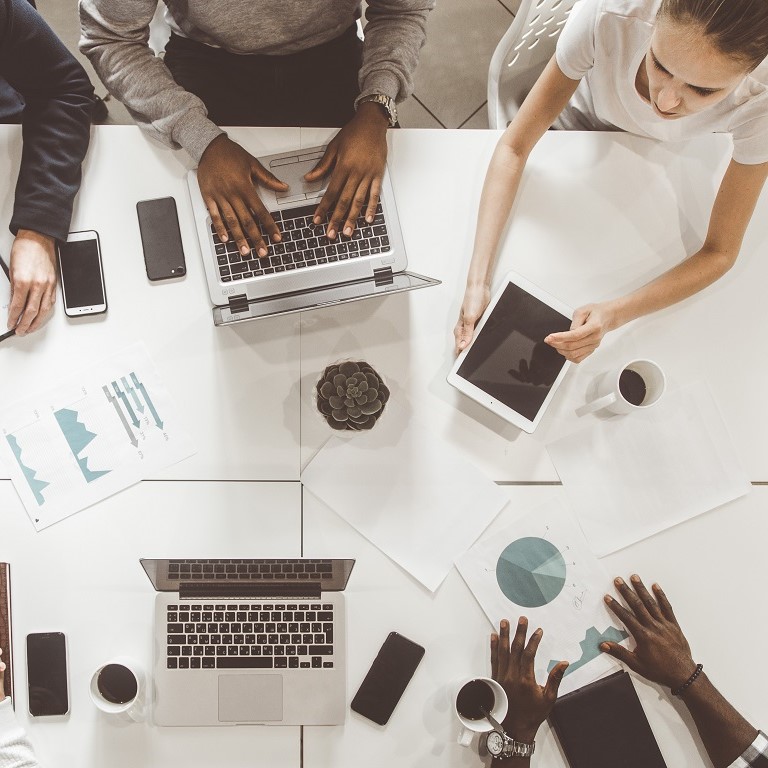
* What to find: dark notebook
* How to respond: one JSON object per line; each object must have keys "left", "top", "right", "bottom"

{"left": 0, "top": 563, "right": 12, "bottom": 706}
{"left": 549, "top": 671, "right": 667, "bottom": 768}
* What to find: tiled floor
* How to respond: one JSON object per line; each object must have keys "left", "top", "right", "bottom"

{"left": 36, "top": 0, "right": 517, "bottom": 130}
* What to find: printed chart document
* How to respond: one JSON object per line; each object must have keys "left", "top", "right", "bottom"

{"left": 456, "top": 499, "right": 627, "bottom": 696}
{"left": 547, "top": 380, "right": 750, "bottom": 556}
{"left": 301, "top": 409, "right": 508, "bottom": 592}
{"left": 0, "top": 343, "right": 195, "bottom": 530}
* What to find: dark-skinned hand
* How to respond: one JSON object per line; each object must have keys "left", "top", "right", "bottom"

{"left": 305, "top": 101, "right": 389, "bottom": 240}
{"left": 602, "top": 575, "right": 697, "bottom": 690}
{"left": 491, "top": 617, "right": 569, "bottom": 743}
{"left": 198, "top": 134, "right": 289, "bottom": 259}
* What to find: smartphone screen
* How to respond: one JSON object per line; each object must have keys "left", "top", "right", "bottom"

{"left": 351, "top": 632, "right": 425, "bottom": 725}
{"left": 136, "top": 197, "right": 186, "bottom": 281}
{"left": 26, "top": 632, "right": 69, "bottom": 716}
{"left": 58, "top": 231, "right": 107, "bottom": 315}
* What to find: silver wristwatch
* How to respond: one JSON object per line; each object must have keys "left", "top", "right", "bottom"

{"left": 485, "top": 729, "right": 536, "bottom": 759}
{"left": 357, "top": 93, "right": 398, "bottom": 127}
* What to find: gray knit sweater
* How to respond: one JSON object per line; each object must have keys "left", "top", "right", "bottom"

{"left": 79, "top": 0, "right": 434, "bottom": 161}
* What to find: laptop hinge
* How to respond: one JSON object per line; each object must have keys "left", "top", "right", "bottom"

{"left": 179, "top": 582, "right": 322, "bottom": 600}
{"left": 227, "top": 293, "right": 250, "bottom": 314}
{"left": 373, "top": 267, "right": 394, "bottom": 287}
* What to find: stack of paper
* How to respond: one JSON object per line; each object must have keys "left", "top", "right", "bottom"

{"left": 547, "top": 380, "right": 750, "bottom": 556}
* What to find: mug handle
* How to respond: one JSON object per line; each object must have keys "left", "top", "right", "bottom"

{"left": 457, "top": 726, "right": 474, "bottom": 747}
{"left": 575, "top": 392, "right": 617, "bottom": 417}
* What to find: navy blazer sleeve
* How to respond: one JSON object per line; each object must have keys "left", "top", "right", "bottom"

{"left": 0, "top": 0, "right": 94, "bottom": 241}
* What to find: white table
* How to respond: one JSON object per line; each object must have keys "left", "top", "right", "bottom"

{"left": 302, "top": 485, "right": 768, "bottom": 767}
{"left": 2, "top": 125, "right": 767, "bottom": 767}
{"left": 299, "top": 129, "right": 768, "bottom": 482}
{"left": 3, "top": 127, "right": 767, "bottom": 481}
{"left": 0, "top": 479, "right": 302, "bottom": 768}
{"left": 0, "top": 126, "right": 302, "bottom": 482}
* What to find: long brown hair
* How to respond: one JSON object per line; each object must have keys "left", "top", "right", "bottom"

{"left": 659, "top": 0, "right": 768, "bottom": 70}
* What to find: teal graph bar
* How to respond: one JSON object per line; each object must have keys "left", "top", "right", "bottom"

{"left": 53, "top": 408, "right": 110, "bottom": 483}
{"left": 5, "top": 434, "right": 49, "bottom": 505}
{"left": 547, "top": 626, "right": 629, "bottom": 676}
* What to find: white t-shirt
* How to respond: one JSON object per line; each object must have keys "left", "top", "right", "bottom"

{"left": 554, "top": 0, "right": 768, "bottom": 164}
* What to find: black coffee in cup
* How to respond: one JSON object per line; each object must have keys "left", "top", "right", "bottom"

{"left": 619, "top": 369, "right": 647, "bottom": 406}
{"left": 97, "top": 663, "right": 138, "bottom": 705}
{"left": 456, "top": 679, "right": 495, "bottom": 721}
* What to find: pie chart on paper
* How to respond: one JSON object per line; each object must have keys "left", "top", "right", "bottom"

{"left": 495, "top": 537, "right": 567, "bottom": 608}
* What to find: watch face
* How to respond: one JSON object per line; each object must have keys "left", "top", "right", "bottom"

{"left": 486, "top": 730, "right": 505, "bottom": 756}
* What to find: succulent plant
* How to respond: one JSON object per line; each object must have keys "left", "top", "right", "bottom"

{"left": 315, "top": 361, "right": 389, "bottom": 431}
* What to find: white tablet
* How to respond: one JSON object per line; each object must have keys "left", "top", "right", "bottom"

{"left": 448, "top": 271, "right": 573, "bottom": 433}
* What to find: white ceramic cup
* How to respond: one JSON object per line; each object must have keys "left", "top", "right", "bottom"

{"left": 454, "top": 677, "right": 508, "bottom": 747}
{"left": 89, "top": 657, "right": 145, "bottom": 722}
{"left": 575, "top": 359, "right": 666, "bottom": 417}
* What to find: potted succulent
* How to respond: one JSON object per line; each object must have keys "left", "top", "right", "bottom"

{"left": 315, "top": 361, "right": 389, "bottom": 431}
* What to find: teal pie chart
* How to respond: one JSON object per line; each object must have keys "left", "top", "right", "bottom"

{"left": 496, "top": 537, "right": 567, "bottom": 608}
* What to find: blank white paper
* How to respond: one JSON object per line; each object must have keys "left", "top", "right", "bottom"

{"left": 301, "top": 408, "right": 508, "bottom": 592}
{"left": 547, "top": 380, "right": 750, "bottom": 556}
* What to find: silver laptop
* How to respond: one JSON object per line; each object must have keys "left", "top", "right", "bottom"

{"left": 141, "top": 557, "right": 354, "bottom": 726}
{"left": 187, "top": 144, "right": 440, "bottom": 325}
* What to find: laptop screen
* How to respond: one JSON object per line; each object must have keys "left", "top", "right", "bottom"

{"left": 140, "top": 558, "right": 355, "bottom": 593}
{"left": 213, "top": 271, "right": 440, "bottom": 325}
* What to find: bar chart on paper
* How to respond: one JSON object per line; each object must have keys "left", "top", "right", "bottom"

{"left": 0, "top": 343, "right": 194, "bottom": 530}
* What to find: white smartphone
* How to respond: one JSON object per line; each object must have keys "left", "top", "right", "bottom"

{"left": 57, "top": 230, "right": 107, "bottom": 316}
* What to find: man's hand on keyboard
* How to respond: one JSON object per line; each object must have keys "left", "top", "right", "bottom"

{"left": 198, "top": 135, "right": 289, "bottom": 258}
{"left": 305, "top": 102, "right": 388, "bottom": 240}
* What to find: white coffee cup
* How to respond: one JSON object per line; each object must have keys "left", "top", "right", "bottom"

{"left": 576, "top": 359, "right": 666, "bottom": 417}
{"left": 89, "top": 657, "right": 145, "bottom": 722}
{"left": 454, "top": 677, "right": 508, "bottom": 747}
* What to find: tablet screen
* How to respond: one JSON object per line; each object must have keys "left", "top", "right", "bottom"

{"left": 456, "top": 282, "right": 571, "bottom": 421}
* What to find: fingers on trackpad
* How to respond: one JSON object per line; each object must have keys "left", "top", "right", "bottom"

{"left": 218, "top": 674, "right": 283, "bottom": 722}
{"left": 271, "top": 155, "right": 326, "bottom": 200}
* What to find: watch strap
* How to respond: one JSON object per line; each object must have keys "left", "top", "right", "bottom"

{"left": 357, "top": 93, "right": 397, "bottom": 127}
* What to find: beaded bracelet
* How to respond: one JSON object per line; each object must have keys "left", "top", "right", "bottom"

{"left": 672, "top": 663, "right": 703, "bottom": 697}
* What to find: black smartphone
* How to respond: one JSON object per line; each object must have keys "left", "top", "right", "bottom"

{"left": 351, "top": 631, "right": 425, "bottom": 725}
{"left": 26, "top": 632, "right": 69, "bottom": 716}
{"left": 57, "top": 230, "right": 107, "bottom": 316}
{"left": 136, "top": 196, "right": 186, "bottom": 281}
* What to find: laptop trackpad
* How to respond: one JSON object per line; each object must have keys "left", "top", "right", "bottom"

{"left": 272, "top": 158, "right": 325, "bottom": 200}
{"left": 218, "top": 675, "right": 283, "bottom": 722}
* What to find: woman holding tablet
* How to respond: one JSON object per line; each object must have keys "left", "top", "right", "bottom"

{"left": 454, "top": 0, "right": 768, "bottom": 363}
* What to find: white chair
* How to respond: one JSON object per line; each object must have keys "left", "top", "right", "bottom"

{"left": 487, "top": 0, "right": 578, "bottom": 128}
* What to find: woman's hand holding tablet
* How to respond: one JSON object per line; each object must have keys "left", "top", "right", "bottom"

{"left": 447, "top": 272, "right": 573, "bottom": 433}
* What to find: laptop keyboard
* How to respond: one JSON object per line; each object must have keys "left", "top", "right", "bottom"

{"left": 212, "top": 202, "right": 390, "bottom": 283}
{"left": 166, "top": 558, "right": 334, "bottom": 581}
{"left": 166, "top": 602, "right": 335, "bottom": 671}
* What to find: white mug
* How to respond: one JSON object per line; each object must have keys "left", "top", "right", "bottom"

{"left": 576, "top": 359, "right": 666, "bottom": 417}
{"left": 454, "top": 677, "right": 508, "bottom": 747}
{"left": 89, "top": 657, "right": 145, "bottom": 722}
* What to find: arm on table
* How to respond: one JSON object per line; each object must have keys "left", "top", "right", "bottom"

{"left": 307, "top": 0, "right": 434, "bottom": 240}
{"left": 545, "top": 158, "right": 768, "bottom": 362}
{"left": 1, "top": 0, "right": 93, "bottom": 334}
{"left": 486, "top": 618, "right": 568, "bottom": 765}
{"left": 79, "top": 0, "right": 286, "bottom": 258}
{"left": 454, "top": 57, "right": 579, "bottom": 354}
{"left": 0, "top": 650, "right": 39, "bottom": 768}
{"left": 602, "top": 575, "right": 762, "bottom": 768}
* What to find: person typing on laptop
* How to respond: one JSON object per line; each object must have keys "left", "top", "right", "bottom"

{"left": 1, "top": 0, "right": 93, "bottom": 337}
{"left": 79, "top": 0, "right": 433, "bottom": 261}
{"left": 483, "top": 577, "right": 766, "bottom": 766}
